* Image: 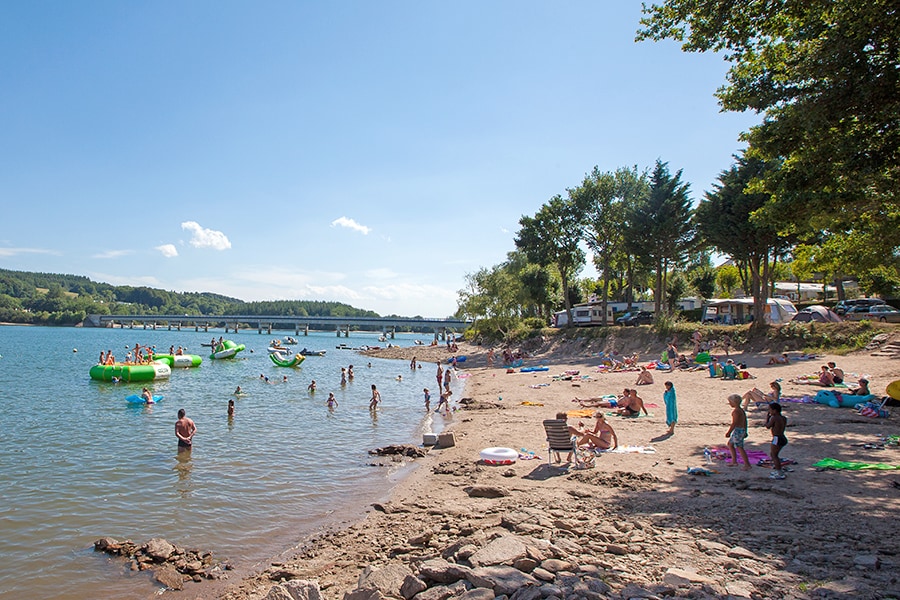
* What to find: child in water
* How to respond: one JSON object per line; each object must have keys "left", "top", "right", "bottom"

{"left": 326, "top": 393, "right": 338, "bottom": 409}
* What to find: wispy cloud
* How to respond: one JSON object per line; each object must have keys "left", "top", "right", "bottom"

{"left": 92, "top": 250, "right": 132, "bottom": 259}
{"left": 0, "top": 247, "right": 59, "bottom": 258}
{"left": 155, "top": 244, "right": 179, "bottom": 258}
{"left": 181, "top": 221, "right": 231, "bottom": 250}
{"left": 331, "top": 216, "right": 371, "bottom": 235}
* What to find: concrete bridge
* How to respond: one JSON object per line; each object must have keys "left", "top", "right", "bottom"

{"left": 84, "top": 314, "right": 470, "bottom": 338}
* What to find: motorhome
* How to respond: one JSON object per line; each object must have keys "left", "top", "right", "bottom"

{"left": 553, "top": 302, "right": 615, "bottom": 327}
{"left": 702, "top": 298, "right": 798, "bottom": 325}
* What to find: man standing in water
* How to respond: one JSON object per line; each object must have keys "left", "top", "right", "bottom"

{"left": 175, "top": 408, "right": 196, "bottom": 451}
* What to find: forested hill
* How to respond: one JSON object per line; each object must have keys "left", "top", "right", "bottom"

{"left": 0, "top": 268, "right": 381, "bottom": 326}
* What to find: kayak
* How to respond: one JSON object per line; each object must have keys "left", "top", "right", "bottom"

{"left": 269, "top": 353, "right": 305, "bottom": 367}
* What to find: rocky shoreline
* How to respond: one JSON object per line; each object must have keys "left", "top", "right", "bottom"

{"left": 197, "top": 335, "right": 900, "bottom": 600}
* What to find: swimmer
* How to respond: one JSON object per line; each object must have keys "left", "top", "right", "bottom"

{"left": 326, "top": 393, "right": 338, "bottom": 409}
{"left": 234, "top": 385, "right": 244, "bottom": 395}
{"left": 141, "top": 387, "right": 154, "bottom": 404}
{"left": 227, "top": 399, "right": 235, "bottom": 417}
{"left": 308, "top": 380, "right": 317, "bottom": 392}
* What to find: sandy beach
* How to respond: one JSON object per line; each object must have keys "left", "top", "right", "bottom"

{"left": 210, "top": 332, "right": 900, "bottom": 600}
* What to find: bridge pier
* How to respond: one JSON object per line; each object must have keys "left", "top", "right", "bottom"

{"left": 143, "top": 322, "right": 148, "bottom": 330}
{"left": 152, "top": 322, "right": 157, "bottom": 330}
{"left": 390, "top": 327, "right": 395, "bottom": 339}
{"left": 177, "top": 322, "right": 181, "bottom": 331}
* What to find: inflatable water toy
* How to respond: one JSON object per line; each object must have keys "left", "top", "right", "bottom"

{"left": 447, "top": 356, "right": 467, "bottom": 363}
{"left": 503, "top": 359, "right": 524, "bottom": 368}
{"left": 886, "top": 380, "right": 900, "bottom": 401}
{"left": 90, "top": 362, "right": 171, "bottom": 382}
{"left": 520, "top": 366, "right": 549, "bottom": 373}
{"left": 210, "top": 340, "right": 246, "bottom": 360}
{"left": 813, "top": 389, "right": 877, "bottom": 408}
{"left": 299, "top": 348, "right": 326, "bottom": 356}
{"left": 479, "top": 447, "right": 517, "bottom": 465}
{"left": 695, "top": 352, "right": 711, "bottom": 364}
{"left": 267, "top": 345, "right": 291, "bottom": 354}
{"left": 151, "top": 354, "right": 202, "bottom": 368}
{"left": 125, "top": 394, "right": 163, "bottom": 404}
{"left": 269, "top": 353, "right": 305, "bottom": 367}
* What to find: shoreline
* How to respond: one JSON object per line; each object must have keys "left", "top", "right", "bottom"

{"left": 211, "top": 336, "right": 900, "bottom": 600}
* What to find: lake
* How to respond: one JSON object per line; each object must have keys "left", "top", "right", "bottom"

{"left": 0, "top": 325, "right": 456, "bottom": 600}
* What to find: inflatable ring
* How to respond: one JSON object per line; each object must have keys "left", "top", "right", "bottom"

{"left": 479, "top": 447, "right": 517, "bottom": 465}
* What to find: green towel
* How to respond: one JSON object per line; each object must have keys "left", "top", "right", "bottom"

{"left": 813, "top": 458, "right": 900, "bottom": 471}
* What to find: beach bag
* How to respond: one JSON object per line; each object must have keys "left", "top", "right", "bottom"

{"left": 857, "top": 402, "right": 889, "bottom": 418}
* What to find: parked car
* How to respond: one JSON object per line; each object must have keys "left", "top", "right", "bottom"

{"left": 616, "top": 310, "right": 654, "bottom": 326}
{"left": 833, "top": 298, "right": 886, "bottom": 315}
{"left": 846, "top": 304, "right": 900, "bottom": 323}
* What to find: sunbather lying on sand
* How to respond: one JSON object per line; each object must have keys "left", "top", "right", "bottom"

{"left": 742, "top": 380, "right": 781, "bottom": 410}
{"left": 767, "top": 353, "right": 790, "bottom": 365}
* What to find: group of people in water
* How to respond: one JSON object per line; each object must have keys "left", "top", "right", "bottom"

{"left": 98, "top": 343, "right": 191, "bottom": 366}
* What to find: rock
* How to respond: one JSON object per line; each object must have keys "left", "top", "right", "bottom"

{"left": 500, "top": 512, "right": 535, "bottom": 530}
{"left": 604, "top": 544, "right": 627, "bottom": 556}
{"left": 512, "top": 557, "right": 538, "bottom": 572}
{"left": 469, "top": 536, "right": 528, "bottom": 567}
{"left": 282, "top": 580, "right": 324, "bottom": 600}
{"left": 509, "top": 585, "right": 542, "bottom": 600}
{"left": 537, "top": 583, "right": 562, "bottom": 598}
{"left": 358, "top": 564, "right": 414, "bottom": 595}
{"left": 531, "top": 568, "right": 554, "bottom": 582}
{"left": 401, "top": 575, "right": 428, "bottom": 600}
{"left": 538, "top": 559, "right": 571, "bottom": 574}
{"left": 458, "top": 588, "right": 495, "bottom": 600}
{"left": 502, "top": 469, "right": 516, "bottom": 478}
{"left": 661, "top": 567, "right": 715, "bottom": 587}
{"left": 266, "top": 585, "right": 296, "bottom": 600}
{"left": 413, "top": 585, "right": 457, "bottom": 600}
{"left": 343, "top": 589, "right": 385, "bottom": 600}
{"left": 468, "top": 566, "right": 540, "bottom": 596}
{"left": 582, "top": 577, "right": 611, "bottom": 595}
{"left": 154, "top": 564, "right": 184, "bottom": 590}
{"left": 369, "top": 444, "right": 428, "bottom": 458}
{"left": 464, "top": 485, "right": 511, "bottom": 498}
{"left": 418, "top": 558, "right": 472, "bottom": 584}
{"left": 696, "top": 540, "right": 729, "bottom": 554}
{"left": 144, "top": 538, "right": 176, "bottom": 562}
{"left": 726, "top": 546, "right": 757, "bottom": 560}
{"left": 93, "top": 537, "right": 121, "bottom": 554}
{"left": 456, "top": 545, "right": 479, "bottom": 561}
{"left": 724, "top": 580, "right": 754, "bottom": 598}
{"left": 854, "top": 554, "right": 880, "bottom": 570}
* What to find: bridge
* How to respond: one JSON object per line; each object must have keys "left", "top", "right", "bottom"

{"left": 84, "top": 314, "right": 470, "bottom": 338}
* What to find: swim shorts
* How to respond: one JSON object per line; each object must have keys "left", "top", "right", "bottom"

{"left": 730, "top": 427, "right": 747, "bottom": 448}
{"left": 178, "top": 439, "right": 192, "bottom": 449}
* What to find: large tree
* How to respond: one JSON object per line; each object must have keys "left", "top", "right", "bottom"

{"left": 571, "top": 166, "right": 648, "bottom": 324}
{"left": 515, "top": 195, "right": 585, "bottom": 328}
{"left": 696, "top": 154, "right": 787, "bottom": 325}
{"left": 637, "top": 0, "right": 900, "bottom": 263}
{"left": 626, "top": 161, "right": 694, "bottom": 315}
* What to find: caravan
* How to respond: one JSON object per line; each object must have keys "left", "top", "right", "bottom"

{"left": 553, "top": 302, "right": 615, "bottom": 327}
{"left": 702, "top": 298, "right": 798, "bottom": 325}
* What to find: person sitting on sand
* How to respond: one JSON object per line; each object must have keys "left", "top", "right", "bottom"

{"left": 618, "top": 389, "right": 648, "bottom": 417}
{"left": 742, "top": 380, "right": 781, "bottom": 410}
{"left": 817, "top": 364, "right": 835, "bottom": 386}
{"left": 590, "top": 413, "right": 618, "bottom": 450}
{"left": 623, "top": 352, "right": 639, "bottom": 367}
{"left": 722, "top": 359, "right": 740, "bottom": 380}
{"left": 827, "top": 362, "right": 844, "bottom": 385}
{"left": 554, "top": 412, "right": 608, "bottom": 460}
{"left": 768, "top": 353, "right": 790, "bottom": 365}
{"left": 635, "top": 366, "right": 654, "bottom": 386}
{"left": 849, "top": 378, "right": 870, "bottom": 396}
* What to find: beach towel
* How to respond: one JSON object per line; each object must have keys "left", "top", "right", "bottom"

{"left": 600, "top": 446, "right": 656, "bottom": 454}
{"left": 520, "top": 401, "right": 545, "bottom": 406}
{"left": 567, "top": 409, "right": 596, "bottom": 418}
{"left": 813, "top": 458, "right": 900, "bottom": 471}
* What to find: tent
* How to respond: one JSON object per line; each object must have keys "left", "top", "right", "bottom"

{"left": 792, "top": 305, "right": 842, "bottom": 323}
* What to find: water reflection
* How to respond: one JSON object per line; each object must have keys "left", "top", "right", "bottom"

{"left": 174, "top": 449, "right": 193, "bottom": 496}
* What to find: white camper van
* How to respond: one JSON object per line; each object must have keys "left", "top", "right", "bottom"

{"left": 553, "top": 302, "right": 615, "bottom": 327}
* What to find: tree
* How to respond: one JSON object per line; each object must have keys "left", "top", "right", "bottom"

{"left": 625, "top": 161, "right": 694, "bottom": 315}
{"left": 696, "top": 154, "right": 787, "bottom": 326}
{"left": 637, "top": 0, "right": 900, "bottom": 268}
{"left": 515, "top": 195, "right": 585, "bottom": 328}
{"left": 574, "top": 166, "right": 648, "bottom": 324}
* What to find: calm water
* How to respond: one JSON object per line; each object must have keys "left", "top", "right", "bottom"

{"left": 0, "top": 325, "right": 456, "bottom": 600}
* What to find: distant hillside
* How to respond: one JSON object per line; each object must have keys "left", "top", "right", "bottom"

{"left": 0, "top": 268, "right": 380, "bottom": 326}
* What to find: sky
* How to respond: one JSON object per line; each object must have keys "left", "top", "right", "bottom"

{"left": 0, "top": 2, "right": 760, "bottom": 318}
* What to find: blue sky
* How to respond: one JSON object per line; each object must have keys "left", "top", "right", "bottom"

{"left": 0, "top": 2, "right": 759, "bottom": 317}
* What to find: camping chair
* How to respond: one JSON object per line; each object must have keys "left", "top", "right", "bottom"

{"left": 543, "top": 419, "right": 574, "bottom": 465}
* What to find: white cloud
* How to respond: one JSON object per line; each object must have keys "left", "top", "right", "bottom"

{"left": 331, "top": 216, "right": 371, "bottom": 235}
{"left": 365, "top": 268, "right": 398, "bottom": 279}
{"left": 155, "top": 244, "right": 179, "bottom": 258}
{"left": 0, "top": 247, "right": 59, "bottom": 257}
{"left": 92, "top": 249, "right": 132, "bottom": 259}
{"left": 181, "top": 221, "right": 231, "bottom": 250}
